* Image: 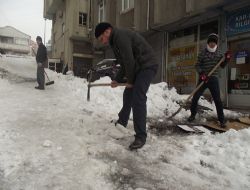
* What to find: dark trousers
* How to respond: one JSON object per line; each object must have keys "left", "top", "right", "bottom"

{"left": 37, "top": 64, "right": 45, "bottom": 87}
{"left": 118, "top": 68, "right": 156, "bottom": 142}
{"left": 190, "top": 76, "right": 224, "bottom": 123}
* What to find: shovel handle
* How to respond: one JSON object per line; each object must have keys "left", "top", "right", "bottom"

{"left": 184, "top": 56, "right": 225, "bottom": 104}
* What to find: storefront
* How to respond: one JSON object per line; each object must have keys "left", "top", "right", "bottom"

{"left": 167, "top": 21, "right": 219, "bottom": 95}
{"left": 226, "top": 6, "right": 250, "bottom": 108}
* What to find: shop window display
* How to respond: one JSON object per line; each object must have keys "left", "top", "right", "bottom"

{"left": 228, "top": 39, "right": 250, "bottom": 95}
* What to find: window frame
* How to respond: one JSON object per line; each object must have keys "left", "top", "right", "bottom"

{"left": 121, "top": 0, "right": 134, "bottom": 12}
{"left": 79, "top": 12, "right": 87, "bottom": 26}
{"left": 98, "top": 0, "right": 105, "bottom": 22}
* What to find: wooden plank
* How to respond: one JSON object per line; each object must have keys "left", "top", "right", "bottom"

{"left": 238, "top": 117, "right": 250, "bottom": 125}
{"left": 226, "top": 121, "right": 249, "bottom": 130}
{"left": 203, "top": 121, "right": 227, "bottom": 132}
{"left": 204, "top": 120, "right": 250, "bottom": 132}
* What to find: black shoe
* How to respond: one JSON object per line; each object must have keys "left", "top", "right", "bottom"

{"left": 129, "top": 138, "right": 145, "bottom": 150}
{"left": 220, "top": 120, "right": 227, "bottom": 128}
{"left": 188, "top": 115, "right": 195, "bottom": 122}
{"left": 111, "top": 119, "right": 126, "bottom": 127}
{"left": 35, "top": 86, "right": 45, "bottom": 90}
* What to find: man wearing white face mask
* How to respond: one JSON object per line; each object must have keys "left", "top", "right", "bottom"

{"left": 188, "top": 33, "right": 231, "bottom": 128}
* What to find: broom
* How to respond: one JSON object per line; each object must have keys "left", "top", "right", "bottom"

{"left": 44, "top": 71, "right": 54, "bottom": 85}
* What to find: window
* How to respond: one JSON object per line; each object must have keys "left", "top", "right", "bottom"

{"left": 122, "top": 0, "right": 134, "bottom": 11}
{"left": 228, "top": 39, "right": 250, "bottom": 96}
{"left": 79, "top": 12, "right": 87, "bottom": 26}
{"left": 0, "top": 36, "right": 14, "bottom": 44}
{"left": 15, "top": 38, "right": 29, "bottom": 45}
{"left": 98, "top": 0, "right": 105, "bottom": 22}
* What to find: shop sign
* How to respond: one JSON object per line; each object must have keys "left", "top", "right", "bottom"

{"left": 226, "top": 7, "right": 250, "bottom": 36}
{"left": 168, "top": 45, "right": 197, "bottom": 89}
{"left": 235, "top": 50, "right": 249, "bottom": 64}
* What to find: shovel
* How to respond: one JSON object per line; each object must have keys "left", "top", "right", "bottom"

{"left": 168, "top": 56, "right": 225, "bottom": 119}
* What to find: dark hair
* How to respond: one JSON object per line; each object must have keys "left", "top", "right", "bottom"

{"left": 36, "top": 36, "right": 42, "bottom": 42}
{"left": 95, "top": 22, "right": 113, "bottom": 38}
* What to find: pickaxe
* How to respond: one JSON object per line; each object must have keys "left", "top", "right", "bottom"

{"left": 87, "top": 70, "right": 126, "bottom": 101}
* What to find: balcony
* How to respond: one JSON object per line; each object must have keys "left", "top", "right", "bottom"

{"left": 44, "top": 0, "right": 64, "bottom": 19}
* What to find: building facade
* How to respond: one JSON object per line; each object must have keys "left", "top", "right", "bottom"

{"left": 147, "top": 0, "right": 250, "bottom": 108}
{"left": 44, "top": 0, "right": 94, "bottom": 78}
{"left": 44, "top": 0, "right": 250, "bottom": 108}
{"left": 0, "top": 26, "right": 31, "bottom": 55}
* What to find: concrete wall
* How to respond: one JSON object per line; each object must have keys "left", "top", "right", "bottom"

{"left": 104, "top": 0, "right": 117, "bottom": 26}
{"left": 71, "top": 0, "right": 89, "bottom": 38}
{"left": 134, "top": 0, "right": 148, "bottom": 32}
{"left": 193, "top": 0, "right": 224, "bottom": 11}
{"left": 153, "top": 0, "right": 186, "bottom": 25}
{"left": 116, "top": 0, "right": 134, "bottom": 29}
{"left": 51, "top": 1, "right": 64, "bottom": 59}
{"left": 49, "top": 0, "right": 91, "bottom": 70}
{"left": 153, "top": 0, "right": 225, "bottom": 26}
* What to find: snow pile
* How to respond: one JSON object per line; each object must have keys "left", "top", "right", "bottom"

{"left": 47, "top": 68, "right": 243, "bottom": 123}
{"left": 0, "top": 54, "right": 242, "bottom": 122}
{"left": 0, "top": 55, "right": 36, "bottom": 79}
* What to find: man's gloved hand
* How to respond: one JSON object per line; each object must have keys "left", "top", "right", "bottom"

{"left": 221, "top": 50, "right": 232, "bottom": 68}
{"left": 225, "top": 50, "right": 232, "bottom": 62}
{"left": 111, "top": 80, "right": 118, "bottom": 88}
{"left": 125, "top": 83, "right": 133, "bottom": 88}
{"left": 199, "top": 72, "right": 209, "bottom": 83}
{"left": 38, "top": 63, "right": 43, "bottom": 67}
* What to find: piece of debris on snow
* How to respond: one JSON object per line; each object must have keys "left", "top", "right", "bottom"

{"left": 42, "top": 140, "right": 53, "bottom": 147}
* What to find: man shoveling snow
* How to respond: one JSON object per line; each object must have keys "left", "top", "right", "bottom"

{"left": 95, "top": 22, "right": 159, "bottom": 150}
{"left": 188, "top": 33, "right": 231, "bottom": 128}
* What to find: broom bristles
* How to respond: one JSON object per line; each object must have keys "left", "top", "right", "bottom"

{"left": 46, "top": 81, "right": 54, "bottom": 85}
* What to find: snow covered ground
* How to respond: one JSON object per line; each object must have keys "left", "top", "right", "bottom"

{"left": 0, "top": 55, "right": 249, "bottom": 190}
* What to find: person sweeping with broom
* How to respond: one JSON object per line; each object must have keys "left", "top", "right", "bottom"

{"left": 35, "top": 36, "right": 47, "bottom": 90}
{"left": 95, "top": 22, "right": 158, "bottom": 150}
{"left": 188, "top": 33, "right": 231, "bottom": 128}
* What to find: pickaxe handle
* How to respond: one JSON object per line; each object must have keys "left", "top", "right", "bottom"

{"left": 87, "top": 83, "right": 127, "bottom": 101}
{"left": 88, "top": 83, "right": 127, "bottom": 87}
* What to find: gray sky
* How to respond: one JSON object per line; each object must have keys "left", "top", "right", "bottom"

{"left": 0, "top": 0, "right": 52, "bottom": 43}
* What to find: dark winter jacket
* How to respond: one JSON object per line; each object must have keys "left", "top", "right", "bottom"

{"left": 195, "top": 48, "right": 226, "bottom": 77}
{"left": 36, "top": 43, "right": 47, "bottom": 64}
{"left": 109, "top": 28, "right": 158, "bottom": 84}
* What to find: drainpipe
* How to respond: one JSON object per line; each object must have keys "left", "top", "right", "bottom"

{"left": 44, "top": 18, "right": 47, "bottom": 44}
{"left": 147, "top": 0, "right": 150, "bottom": 30}
{"left": 87, "top": 0, "right": 92, "bottom": 35}
{"left": 165, "top": 32, "right": 169, "bottom": 82}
